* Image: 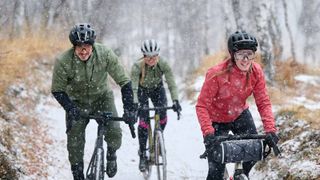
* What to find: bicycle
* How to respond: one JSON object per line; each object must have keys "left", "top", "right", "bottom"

{"left": 81, "top": 111, "right": 136, "bottom": 180}
{"left": 200, "top": 134, "right": 281, "bottom": 180}
{"left": 139, "top": 105, "right": 181, "bottom": 180}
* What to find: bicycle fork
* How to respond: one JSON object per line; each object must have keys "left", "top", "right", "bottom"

{"left": 86, "top": 125, "right": 105, "bottom": 180}
{"left": 223, "top": 162, "right": 246, "bottom": 180}
{"left": 234, "top": 162, "right": 244, "bottom": 176}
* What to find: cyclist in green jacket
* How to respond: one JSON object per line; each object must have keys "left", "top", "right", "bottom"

{"left": 131, "top": 39, "right": 182, "bottom": 171}
{"left": 51, "top": 23, "right": 137, "bottom": 180}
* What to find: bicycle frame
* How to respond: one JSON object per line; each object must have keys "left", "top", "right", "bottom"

{"left": 82, "top": 112, "right": 135, "bottom": 180}
{"left": 200, "top": 134, "right": 281, "bottom": 180}
{"left": 139, "top": 106, "right": 180, "bottom": 180}
{"left": 86, "top": 119, "right": 106, "bottom": 180}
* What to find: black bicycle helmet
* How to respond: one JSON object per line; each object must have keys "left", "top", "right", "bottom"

{"left": 69, "top": 23, "right": 96, "bottom": 46}
{"left": 227, "top": 30, "right": 258, "bottom": 54}
{"left": 141, "top": 39, "right": 160, "bottom": 56}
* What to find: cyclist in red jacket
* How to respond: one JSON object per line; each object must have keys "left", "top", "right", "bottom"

{"left": 196, "top": 30, "right": 279, "bottom": 180}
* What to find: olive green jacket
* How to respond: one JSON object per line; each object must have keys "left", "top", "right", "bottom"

{"left": 131, "top": 57, "right": 178, "bottom": 103}
{"left": 51, "top": 43, "right": 130, "bottom": 108}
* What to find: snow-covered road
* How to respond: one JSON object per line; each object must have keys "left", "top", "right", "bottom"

{"left": 37, "top": 90, "right": 264, "bottom": 180}
{"left": 38, "top": 95, "right": 209, "bottom": 180}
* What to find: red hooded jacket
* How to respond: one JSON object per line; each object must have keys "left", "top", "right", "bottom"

{"left": 196, "top": 59, "right": 277, "bottom": 136}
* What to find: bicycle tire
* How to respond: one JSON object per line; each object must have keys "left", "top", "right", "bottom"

{"left": 94, "top": 147, "right": 105, "bottom": 180}
{"left": 142, "top": 148, "right": 152, "bottom": 179}
{"left": 223, "top": 168, "right": 230, "bottom": 180}
{"left": 233, "top": 174, "right": 249, "bottom": 180}
{"left": 154, "top": 130, "right": 167, "bottom": 180}
{"left": 142, "top": 163, "right": 152, "bottom": 180}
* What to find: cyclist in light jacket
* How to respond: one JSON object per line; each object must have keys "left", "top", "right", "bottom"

{"left": 196, "top": 30, "right": 279, "bottom": 180}
{"left": 131, "top": 39, "right": 182, "bottom": 172}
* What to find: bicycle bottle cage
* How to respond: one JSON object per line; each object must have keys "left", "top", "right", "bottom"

{"left": 212, "top": 139, "right": 264, "bottom": 163}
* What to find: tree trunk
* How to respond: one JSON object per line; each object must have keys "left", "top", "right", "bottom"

{"left": 231, "top": 0, "right": 245, "bottom": 30}
{"left": 221, "top": 1, "right": 234, "bottom": 40}
{"left": 282, "top": 0, "right": 296, "bottom": 61}
{"left": 10, "top": 0, "right": 24, "bottom": 39}
{"left": 254, "top": 1, "right": 275, "bottom": 83}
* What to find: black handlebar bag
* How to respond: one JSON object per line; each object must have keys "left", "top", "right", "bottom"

{"left": 212, "top": 139, "right": 264, "bottom": 163}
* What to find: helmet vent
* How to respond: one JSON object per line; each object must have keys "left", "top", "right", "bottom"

{"left": 141, "top": 39, "right": 160, "bottom": 56}
{"left": 69, "top": 23, "right": 96, "bottom": 46}
{"left": 227, "top": 30, "right": 258, "bottom": 53}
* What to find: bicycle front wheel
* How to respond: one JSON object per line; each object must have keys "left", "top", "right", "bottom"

{"left": 86, "top": 147, "right": 104, "bottom": 180}
{"left": 142, "top": 159, "right": 152, "bottom": 180}
{"left": 154, "top": 130, "right": 167, "bottom": 180}
{"left": 233, "top": 174, "right": 249, "bottom": 180}
{"left": 94, "top": 147, "right": 105, "bottom": 180}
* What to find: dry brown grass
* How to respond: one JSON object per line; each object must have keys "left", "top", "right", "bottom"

{"left": 274, "top": 58, "right": 307, "bottom": 87}
{"left": 193, "top": 51, "right": 229, "bottom": 76}
{"left": 0, "top": 152, "right": 18, "bottom": 180}
{"left": 0, "top": 33, "right": 69, "bottom": 96}
{"left": 269, "top": 58, "right": 320, "bottom": 107}
{"left": 277, "top": 105, "right": 320, "bottom": 130}
{"left": 185, "top": 51, "right": 229, "bottom": 101}
{"left": 0, "top": 32, "right": 69, "bottom": 178}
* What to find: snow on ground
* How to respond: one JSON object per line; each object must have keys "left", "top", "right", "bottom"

{"left": 294, "top": 74, "right": 320, "bottom": 86}
{"left": 36, "top": 89, "right": 266, "bottom": 180}
{"left": 34, "top": 73, "right": 276, "bottom": 180}
{"left": 37, "top": 95, "right": 208, "bottom": 180}
{"left": 34, "top": 69, "right": 289, "bottom": 180}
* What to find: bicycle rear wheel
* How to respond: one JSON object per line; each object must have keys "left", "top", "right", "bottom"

{"left": 154, "top": 130, "right": 167, "bottom": 180}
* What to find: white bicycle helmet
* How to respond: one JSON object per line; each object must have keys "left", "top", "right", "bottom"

{"left": 141, "top": 39, "right": 160, "bottom": 56}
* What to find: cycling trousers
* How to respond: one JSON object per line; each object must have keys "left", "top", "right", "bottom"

{"left": 66, "top": 94, "right": 122, "bottom": 166}
{"left": 137, "top": 83, "right": 168, "bottom": 151}
{"left": 206, "top": 109, "right": 258, "bottom": 180}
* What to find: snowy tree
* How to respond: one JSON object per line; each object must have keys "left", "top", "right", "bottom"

{"left": 298, "top": 0, "right": 320, "bottom": 65}
{"left": 282, "top": 0, "right": 296, "bottom": 62}
{"left": 253, "top": 0, "right": 276, "bottom": 82}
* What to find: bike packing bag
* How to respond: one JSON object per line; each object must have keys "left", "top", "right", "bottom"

{"left": 212, "top": 139, "right": 264, "bottom": 163}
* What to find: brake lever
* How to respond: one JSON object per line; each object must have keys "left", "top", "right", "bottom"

{"left": 272, "top": 145, "right": 281, "bottom": 157}
{"left": 128, "top": 123, "right": 136, "bottom": 138}
{"left": 177, "top": 111, "right": 181, "bottom": 120}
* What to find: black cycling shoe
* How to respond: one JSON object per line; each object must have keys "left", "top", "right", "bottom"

{"left": 106, "top": 150, "right": 117, "bottom": 178}
{"left": 138, "top": 150, "right": 148, "bottom": 172}
{"left": 71, "top": 162, "right": 84, "bottom": 180}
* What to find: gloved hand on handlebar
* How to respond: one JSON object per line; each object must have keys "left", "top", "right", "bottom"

{"left": 265, "top": 132, "right": 279, "bottom": 147}
{"left": 123, "top": 104, "right": 138, "bottom": 125}
{"left": 120, "top": 82, "right": 138, "bottom": 125}
{"left": 172, "top": 100, "right": 182, "bottom": 112}
{"left": 204, "top": 133, "right": 220, "bottom": 149}
{"left": 65, "top": 106, "right": 81, "bottom": 133}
